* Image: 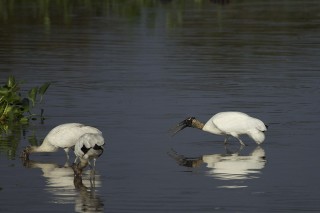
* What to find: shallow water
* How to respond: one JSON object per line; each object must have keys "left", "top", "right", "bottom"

{"left": 1, "top": 0, "right": 320, "bottom": 212}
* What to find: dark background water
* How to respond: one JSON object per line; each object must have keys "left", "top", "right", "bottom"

{"left": 0, "top": 0, "right": 320, "bottom": 212}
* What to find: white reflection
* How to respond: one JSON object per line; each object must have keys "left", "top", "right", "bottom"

{"left": 22, "top": 160, "right": 103, "bottom": 212}
{"left": 169, "top": 146, "right": 266, "bottom": 188}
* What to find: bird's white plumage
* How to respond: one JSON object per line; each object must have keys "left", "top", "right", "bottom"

{"left": 73, "top": 133, "right": 105, "bottom": 175}
{"left": 43, "top": 123, "right": 102, "bottom": 150}
{"left": 22, "top": 123, "right": 102, "bottom": 160}
{"left": 202, "top": 112, "right": 267, "bottom": 145}
{"left": 74, "top": 133, "right": 105, "bottom": 160}
{"left": 172, "top": 111, "right": 267, "bottom": 146}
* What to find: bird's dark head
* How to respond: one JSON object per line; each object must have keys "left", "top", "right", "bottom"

{"left": 170, "top": 117, "right": 196, "bottom": 136}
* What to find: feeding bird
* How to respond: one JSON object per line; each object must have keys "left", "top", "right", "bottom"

{"left": 21, "top": 123, "right": 102, "bottom": 161}
{"left": 73, "top": 133, "right": 105, "bottom": 176}
{"left": 171, "top": 111, "right": 268, "bottom": 146}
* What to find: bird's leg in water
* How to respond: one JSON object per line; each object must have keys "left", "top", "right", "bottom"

{"left": 89, "top": 159, "right": 97, "bottom": 186}
{"left": 90, "top": 169, "right": 96, "bottom": 188}
{"left": 238, "top": 138, "right": 247, "bottom": 146}
{"left": 93, "top": 159, "right": 97, "bottom": 170}
{"left": 87, "top": 159, "right": 97, "bottom": 170}
{"left": 74, "top": 156, "right": 79, "bottom": 164}
{"left": 63, "top": 161, "right": 70, "bottom": 167}
{"left": 224, "top": 143, "right": 245, "bottom": 154}
{"left": 224, "top": 136, "right": 230, "bottom": 145}
{"left": 63, "top": 149, "right": 71, "bottom": 167}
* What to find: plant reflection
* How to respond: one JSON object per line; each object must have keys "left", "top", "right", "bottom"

{"left": 22, "top": 159, "right": 104, "bottom": 212}
{"left": 0, "top": 123, "right": 28, "bottom": 160}
{"left": 168, "top": 146, "right": 266, "bottom": 188}
{"left": 0, "top": 0, "right": 229, "bottom": 29}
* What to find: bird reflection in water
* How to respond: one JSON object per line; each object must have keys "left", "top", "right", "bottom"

{"left": 168, "top": 146, "right": 266, "bottom": 188}
{"left": 73, "top": 174, "right": 104, "bottom": 212}
{"left": 21, "top": 159, "right": 104, "bottom": 212}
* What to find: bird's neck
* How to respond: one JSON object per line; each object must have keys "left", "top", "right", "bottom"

{"left": 192, "top": 119, "right": 205, "bottom": 130}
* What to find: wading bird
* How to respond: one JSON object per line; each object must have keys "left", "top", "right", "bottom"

{"left": 171, "top": 111, "right": 268, "bottom": 146}
{"left": 73, "top": 133, "right": 105, "bottom": 176}
{"left": 21, "top": 123, "right": 102, "bottom": 161}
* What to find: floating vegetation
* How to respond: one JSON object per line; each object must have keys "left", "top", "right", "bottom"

{"left": 0, "top": 76, "right": 50, "bottom": 125}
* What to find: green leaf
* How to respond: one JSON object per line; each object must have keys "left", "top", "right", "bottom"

{"left": 4, "top": 105, "right": 14, "bottom": 121}
{"left": 38, "top": 82, "right": 50, "bottom": 102}
{"left": 39, "top": 82, "right": 50, "bottom": 96}
{"left": 28, "top": 87, "right": 38, "bottom": 107}
{"left": 9, "top": 91, "right": 21, "bottom": 103}
{"left": 0, "top": 103, "right": 6, "bottom": 116}
{"left": 0, "top": 76, "right": 51, "bottom": 125}
{"left": 0, "top": 87, "right": 9, "bottom": 96}
{"left": 7, "top": 76, "right": 16, "bottom": 88}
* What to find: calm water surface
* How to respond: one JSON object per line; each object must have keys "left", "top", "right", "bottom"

{"left": 0, "top": 1, "right": 320, "bottom": 212}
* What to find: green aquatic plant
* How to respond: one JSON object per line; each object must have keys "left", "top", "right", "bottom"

{"left": 0, "top": 76, "right": 50, "bottom": 124}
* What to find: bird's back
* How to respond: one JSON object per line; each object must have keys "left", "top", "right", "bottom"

{"left": 43, "top": 123, "right": 102, "bottom": 149}
{"left": 204, "top": 112, "right": 265, "bottom": 135}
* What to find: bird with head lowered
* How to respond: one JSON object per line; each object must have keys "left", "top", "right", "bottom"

{"left": 20, "top": 123, "right": 102, "bottom": 161}
{"left": 171, "top": 111, "right": 268, "bottom": 146}
{"left": 72, "top": 133, "right": 105, "bottom": 176}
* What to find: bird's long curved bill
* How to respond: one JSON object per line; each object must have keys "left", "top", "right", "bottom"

{"left": 169, "top": 120, "right": 188, "bottom": 136}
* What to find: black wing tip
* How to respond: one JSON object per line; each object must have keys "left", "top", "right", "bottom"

{"left": 93, "top": 144, "right": 103, "bottom": 150}
{"left": 81, "top": 145, "right": 90, "bottom": 154}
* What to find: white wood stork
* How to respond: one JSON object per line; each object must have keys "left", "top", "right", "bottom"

{"left": 171, "top": 111, "right": 268, "bottom": 146}
{"left": 21, "top": 123, "right": 102, "bottom": 160}
{"left": 72, "top": 133, "right": 105, "bottom": 176}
